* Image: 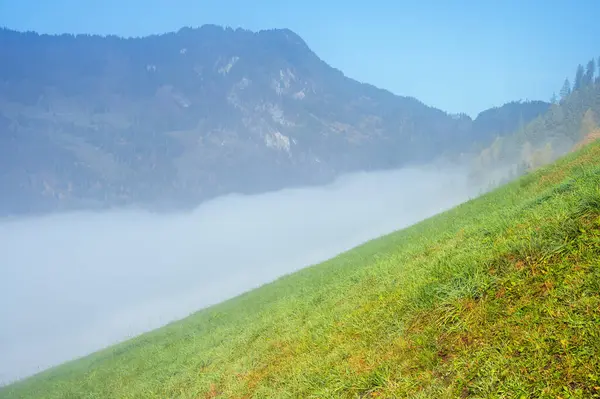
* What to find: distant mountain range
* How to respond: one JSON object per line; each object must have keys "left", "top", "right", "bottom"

{"left": 0, "top": 25, "right": 550, "bottom": 216}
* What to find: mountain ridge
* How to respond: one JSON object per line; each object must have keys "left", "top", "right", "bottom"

{"left": 0, "top": 25, "right": 549, "bottom": 216}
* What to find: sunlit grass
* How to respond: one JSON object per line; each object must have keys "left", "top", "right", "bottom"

{"left": 2, "top": 142, "right": 600, "bottom": 398}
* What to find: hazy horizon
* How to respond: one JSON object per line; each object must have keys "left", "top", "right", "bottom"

{"left": 0, "top": 164, "right": 484, "bottom": 385}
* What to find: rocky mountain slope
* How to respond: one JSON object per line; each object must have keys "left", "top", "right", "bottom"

{"left": 0, "top": 25, "right": 549, "bottom": 215}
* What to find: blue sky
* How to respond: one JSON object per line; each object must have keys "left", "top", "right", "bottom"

{"left": 0, "top": 0, "right": 598, "bottom": 116}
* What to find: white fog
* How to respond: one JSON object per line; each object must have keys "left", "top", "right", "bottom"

{"left": 0, "top": 165, "right": 484, "bottom": 385}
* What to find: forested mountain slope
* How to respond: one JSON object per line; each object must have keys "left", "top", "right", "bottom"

{"left": 0, "top": 26, "right": 548, "bottom": 216}
{"left": 470, "top": 56, "right": 600, "bottom": 186}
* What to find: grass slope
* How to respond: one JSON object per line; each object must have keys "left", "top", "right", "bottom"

{"left": 3, "top": 143, "right": 600, "bottom": 399}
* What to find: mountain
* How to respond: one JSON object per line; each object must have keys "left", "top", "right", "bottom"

{"left": 469, "top": 56, "right": 600, "bottom": 187}
{"left": 0, "top": 25, "right": 549, "bottom": 216}
{"left": 470, "top": 100, "right": 551, "bottom": 145}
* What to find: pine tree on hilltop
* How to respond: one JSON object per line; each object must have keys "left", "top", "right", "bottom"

{"left": 574, "top": 64, "right": 585, "bottom": 91}
{"left": 584, "top": 59, "right": 596, "bottom": 86}
{"left": 559, "top": 78, "right": 571, "bottom": 101}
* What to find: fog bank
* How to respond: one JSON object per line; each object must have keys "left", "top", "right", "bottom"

{"left": 0, "top": 165, "right": 483, "bottom": 385}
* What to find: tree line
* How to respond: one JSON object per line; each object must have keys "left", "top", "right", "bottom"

{"left": 558, "top": 57, "right": 600, "bottom": 102}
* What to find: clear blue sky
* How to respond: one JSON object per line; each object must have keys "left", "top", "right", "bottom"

{"left": 1, "top": 0, "right": 598, "bottom": 116}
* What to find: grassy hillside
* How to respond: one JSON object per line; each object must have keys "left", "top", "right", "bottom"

{"left": 3, "top": 142, "right": 600, "bottom": 398}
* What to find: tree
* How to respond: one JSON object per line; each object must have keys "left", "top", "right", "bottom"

{"left": 550, "top": 92, "right": 558, "bottom": 104}
{"left": 559, "top": 78, "right": 571, "bottom": 100}
{"left": 490, "top": 136, "right": 504, "bottom": 162}
{"left": 574, "top": 64, "right": 585, "bottom": 91}
{"left": 530, "top": 143, "right": 553, "bottom": 170}
{"left": 584, "top": 59, "right": 596, "bottom": 86}
{"left": 521, "top": 141, "right": 534, "bottom": 168}
{"left": 581, "top": 108, "right": 598, "bottom": 137}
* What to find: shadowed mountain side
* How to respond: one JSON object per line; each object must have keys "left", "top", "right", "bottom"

{"left": 0, "top": 26, "right": 549, "bottom": 216}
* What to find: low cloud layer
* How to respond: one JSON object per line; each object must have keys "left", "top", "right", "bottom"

{"left": 0, "top": 165, "right": 483, "bottom": 385}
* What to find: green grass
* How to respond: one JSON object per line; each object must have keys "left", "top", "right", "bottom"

{"left": 3, "top": 143, "right": 600, "bottom": 399}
